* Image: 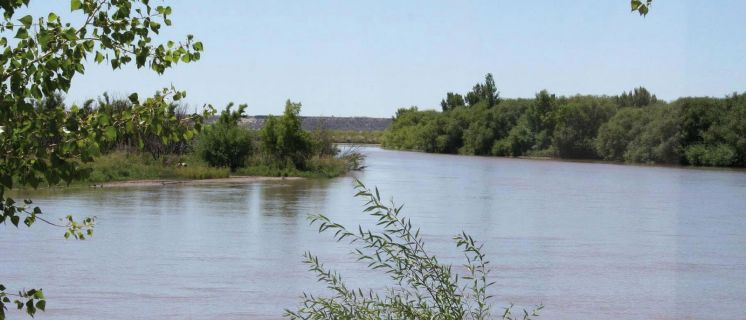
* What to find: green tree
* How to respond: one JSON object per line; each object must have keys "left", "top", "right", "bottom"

{"left": 459, "top": 102, "right": 522, "bottom": 156}
{"left": 719, "top": 93, "right": 746, "bottom": 165}
{"left": 0, "top": 1, "right": 207, "bottom": 318}
{"left": 552, "top": 99, "right": 616, "bottom": 159}
{"left": 684, "top": 143, "right": 736, "bottom": 167}
{"left": 441, "top": 92, "right": 465, "bottom": 112}
{"left": 624, "top": 104, "right": 681, "bottom": 164}
{"left": 196, "top": 104, "right": 253, "bottom": 170}
{"left": 260, "top": 100, "right": 313, "bottom": 169}
{"left": 492, "top": 115, "right": 534, "bottom": 157}
{"left": 383, "top": 107, "right": 435, "bottom": 152}
{"left": 595, "top": 107, "right": 649, "bottom": 161}
{"left": 90, "top": 93, "right": 197, "bottom": 158}
{"left": 676, "top": 97, "right": 725, "bottom": 150}
{"left": 616, "top": 86, "right": 657, "bottom": 108}
{"left": 526, "top": 90, "right": 557, "bottom": 150}
{"left": 466, "top": 73, "right": 499, "bottom": 108}
{"left": 679, "top": 93, "right": 746, "bottom": 166}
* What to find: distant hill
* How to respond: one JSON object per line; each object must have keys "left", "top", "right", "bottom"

{"left": 234, "top": 115, "right": 392, "bottom": 132}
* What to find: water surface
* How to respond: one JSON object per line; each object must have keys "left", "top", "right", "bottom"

{"left": 2, "top": 146, "right": 746, "bottom": 319}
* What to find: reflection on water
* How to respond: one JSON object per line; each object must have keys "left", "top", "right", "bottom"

{"left": 2, "top": 146, "right": 746, "bottom": 319}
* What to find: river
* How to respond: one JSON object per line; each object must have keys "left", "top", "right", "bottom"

{"left": 2, "top": 146, "right": 746, "bottom": 319}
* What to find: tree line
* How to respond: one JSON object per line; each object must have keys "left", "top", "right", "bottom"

{"left": 383, "top": 74, "right": 746, "bottom": 167}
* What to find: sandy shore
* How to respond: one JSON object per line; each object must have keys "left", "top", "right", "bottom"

{"left": 90, "top": 176, "right": 304, "bottom": 188}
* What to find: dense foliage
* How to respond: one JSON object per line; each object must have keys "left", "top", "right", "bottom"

{"left": 0, "top": 0, "right": 208, "bottom": 318}
{"left": 287, "top": 180, "right": 542, "bottom": 320}
{"left": 260, "top": 100, "right": 315, "bottom": 169}
{"left": 196, "top": 104, "right": 253, "bottom": 170}
{"left": 383, "top": 75, "right": 746, "bottom": 167}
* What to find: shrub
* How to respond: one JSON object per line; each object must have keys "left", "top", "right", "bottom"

{"left": 196, "top": 104, "right": 253, "bottom": 170}
{"left": 310, "top": 128, "right": 339, "bottom": 157}
{"left": 492, "top": 117, "right": 534, "bottom": 157}
{"left": 595, "top": 107, "right": 648, "bottom": 161}
{"left": 287, "top": 181, "right": 542, "bottom": 320}
{"left": 260, "top": 100, "right": 313, "bottom": 169}
{"left": 685, "top": 144, "right": 736, "bottom": 166}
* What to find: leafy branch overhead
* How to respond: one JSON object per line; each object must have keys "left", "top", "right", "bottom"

{"left": 0, "top": 0, "right": 211, "bottom": 318}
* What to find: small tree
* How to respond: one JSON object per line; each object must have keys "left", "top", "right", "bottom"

{"left": 287, "top": 180, "right": 542, "bottom": 320}
{"left": 465, "top": 74, "right": 500, "bottom": 108}
{"left": 260, "top": 100, "right": 312, "bottom": 169}
{"left": 196, "top": 104, "right": 253, "bottom": 170}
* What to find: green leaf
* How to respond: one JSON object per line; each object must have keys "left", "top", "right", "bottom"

{"left": 19, "top": 15, "right": 33, "bottom": 29}
{"left": 97, "top": 114, "right": 110, "bottom": 126}
{"left": 14, "top": 28, "right": 28, "bottom": 39}
{"left": 71, "top": 0, "right": 82, "bottom": 11}
{"left": 631, "top": 0, "right": 642, "bottom": 10}
{"left": 10, "top": 215, "right": 19, "bottom": 227}
{"left": 35, "top": 300, "right": 45, "bottom": 311}
{"left": 104, "top": 126, "right": 117, "bottom": 140}
{"left": 25, "top": 300, "right": 35, "bottom": 316}
{"left": 47, "top": 12, "right": 58, "bottom": 22}
{"left": 94, "top": 51, "right": 104, "bottom": 63}
{"left": 639, "top": 5, "right": 649, "bottom": 15}
{"left": 128, "top": 92, "right": 139, "bottom": 103}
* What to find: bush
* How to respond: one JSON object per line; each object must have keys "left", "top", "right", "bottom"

{"left": 492, "top": 117, "right": 534, "bottom": 157}
{"left": 623, "top": 104, "right": 681, "bottom": 164}
{"left": 260, "top": 100, "right": 313, "bottom": 169}
{"left": 310, "top": 128, "right": 339, "bottom": 157}
{"left": 196, "top": 104, "right": 253, "bottom": 170}
{"left": 595, "top": 107, "right": 648, "bottom": 161}
{"left": 685, "top": 144, "right": 736, "bottom": 166}
{"left": 287, "top": 181, "right": 542, "bottom": 320}
{"left": 196, "top": 124, "right": 253, "bottom": 170}
{"left": 552, "top": 101, "right": 616, "bottom": 159}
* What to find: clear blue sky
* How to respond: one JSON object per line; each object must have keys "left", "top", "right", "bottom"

{"left": 35, "top": 1, "right": 746, "bottom": 117}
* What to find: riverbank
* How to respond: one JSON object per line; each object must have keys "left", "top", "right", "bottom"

{"left": 77, "top": 151, "right": 349, "bottom": 187}
{"left": 381, "top": 145, "right": 746, "bottom": 173}
{"left": 9, "top": 175, "right": 307, "bottom": 196}
{"left": 87, "top": 176, "right": 305, "bottom": 188}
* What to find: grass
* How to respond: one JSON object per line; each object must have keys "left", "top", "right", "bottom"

{"left": 82, "top": 152, "right": 230, "bottom": 183}
{"left": 234, "top": 156, "right": 349, "bottom": 178}
{"left": 79, "top": 151, "right": 351, "bottom": 185}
